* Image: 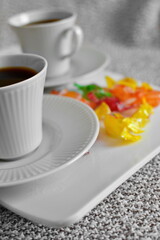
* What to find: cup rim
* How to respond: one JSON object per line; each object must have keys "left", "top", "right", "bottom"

{"left": 8, "top": 8, "right": 77, "bottom": 28}
{"left": 0, "top": 53, "right": 48, "bottom": 91}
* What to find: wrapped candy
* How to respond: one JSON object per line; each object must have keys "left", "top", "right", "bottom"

{"left": 95, "top": 101, "right": 153, "bottom": 142}
{"left": 106, "top": 76, "right": 160, "bottom": 108}
{"left": 106, "top": 76, "right": 138, "bottom": 89}
{"left": 74, "top": 83, "right": 112, "bottom": 99}
{"left": 74, "top": 83, "right": 131, "bottom": 112}
{"left": 104, "top": 113, "right": 142, "bottom": 142}
{"left": 51, "top": 76, "right": 159, "bottom": 142}
{"left": 95, "top": 102, "right": 111, "bottom": 120}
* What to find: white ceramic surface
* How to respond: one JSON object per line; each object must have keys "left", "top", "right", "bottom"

{"left": 0, "top": 94, "right": 99, "bottom": 187}
{"left": 45, "top": 44, "right": 109, "bottom": 87}
{"left": 0, "top": 54, "right": 47, "bottom": 159}
{"left": 9, "top": 9, "right": 83, "bottom": 78}
{"left": 0, "top": 72, "right": 160, "bottom": 227}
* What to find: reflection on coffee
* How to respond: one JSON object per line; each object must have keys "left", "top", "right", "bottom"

{"left": 25, "top": 18, "right": 61, "bottom": 26}
{"left": 0, "top": 66, "right": 37, "bottom": 87}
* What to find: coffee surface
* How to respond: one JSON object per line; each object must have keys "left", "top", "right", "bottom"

{"left": 25, "top": 18, "right": 61, "bottom": 26}
{"left": 0, "top": 66, "right": 37, "bottom": 87}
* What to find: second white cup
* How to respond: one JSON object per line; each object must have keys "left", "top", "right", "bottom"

{"left": 9, "top": 9, "right": 83, "bottom": 79}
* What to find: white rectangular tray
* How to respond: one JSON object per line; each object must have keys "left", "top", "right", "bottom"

{"left": 0, "top": 71, "right": 160, "bottom": 228}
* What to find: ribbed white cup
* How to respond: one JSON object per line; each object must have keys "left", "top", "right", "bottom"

{"left": 0, "top": 54, "right": 47, "bottom": 159}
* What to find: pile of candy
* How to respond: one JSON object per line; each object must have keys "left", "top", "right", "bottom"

{"left": 51, "top": 76, "right": 160, "bottom": 142}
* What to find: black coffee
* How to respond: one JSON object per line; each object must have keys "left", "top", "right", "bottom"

{"left": 25, "top": 18, "right": 61, "bottom": 26}
{"left": 0, "top": 66, "right": 37, "bottom": 87}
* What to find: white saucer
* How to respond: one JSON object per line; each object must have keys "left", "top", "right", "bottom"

{"left": 0, "top": 95, "right": 99, "bottom": 187}
{"left": 45, "top": 44, "right": 110, "bottom": 87}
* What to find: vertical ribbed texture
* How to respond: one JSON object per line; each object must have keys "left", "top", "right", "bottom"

{"left": 0, "top": 73, "right": 45, "bottom": 159}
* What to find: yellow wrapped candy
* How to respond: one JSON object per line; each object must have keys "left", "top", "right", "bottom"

{"left": 95, "top": 102, "right": 111, "bottom": 120}
{"left": 104, "top": 113, "right": 142, "bottom": 142}
{"left": 132, "top": 101, "right": 153, "bottom": 128}
{"left": 121, "top": 128, "right": 142, "bottom": 142}
{"left": 105, "top": 76, "right": 138, "bottom": 89}
{"left": 118, "top": 77, "right": 137, "bottom": 89}
{"left": 95, "top": 101, "right": 153, "bottom": 142}
{"left": 105, "top": 76, "right": 116, "bottom": 89}
{"left": 141, "top": 82, "right": 153, "bottom": 90}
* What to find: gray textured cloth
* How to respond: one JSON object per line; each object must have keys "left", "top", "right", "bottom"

{"left": 1, "top": 0, "right": 160, "bottom": 239}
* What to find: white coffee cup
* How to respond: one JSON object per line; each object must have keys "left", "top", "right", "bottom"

{"left": 0, "top": 54, "right": 47, "bottom": 159}
{"left": 8, "top": 9, "right": 83, "bottom": 79}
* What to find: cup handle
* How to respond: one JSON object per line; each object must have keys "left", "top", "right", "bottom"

{"left": 60, "top": 25, "right": 83, "bottom": 59}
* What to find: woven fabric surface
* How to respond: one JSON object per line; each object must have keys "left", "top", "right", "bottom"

{"left": 1, "top": 0, "right": 160, "bottom": 239}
